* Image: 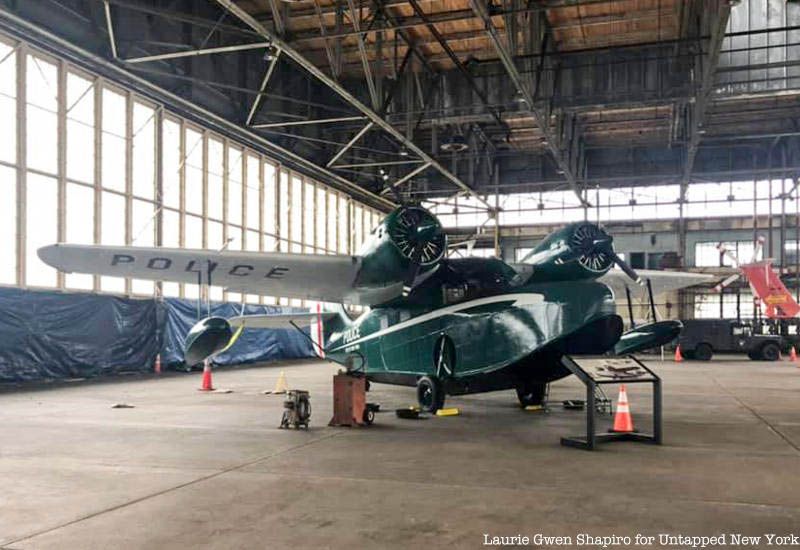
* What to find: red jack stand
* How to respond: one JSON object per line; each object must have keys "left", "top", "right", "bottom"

{"left": 329, "top": 372, "right": 372, "bottom": 426}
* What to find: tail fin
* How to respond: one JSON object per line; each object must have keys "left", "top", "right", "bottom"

{"left": 309, "top": 303, "right": 352, "bottom": 358}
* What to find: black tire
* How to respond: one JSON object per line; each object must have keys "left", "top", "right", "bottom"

{"left": 362, "top": 408, "right": 375, "bottom": 425}
{"left": 694, "top": 343, "right": 713, "bottom": 361}
{"left": 296, "top": 394, "right": 311, "bottom": 424}
{"left": 761, "top": 342, "right": 780, "bottom": 361}
{"left": 516, "top": 382, "right": 547, "bottom": 408}
{"left": 416, "top": 376, "right": 445, "bottom": 413}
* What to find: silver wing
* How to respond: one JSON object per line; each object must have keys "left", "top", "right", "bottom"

{"left": 227, "top": 312, "right": 336, "bottom": 329}
{"left": 600, "top": 269, "right": 713, "bottom": 296}
{"left": 37, "top": 244, "right": 384, "bottom": 305}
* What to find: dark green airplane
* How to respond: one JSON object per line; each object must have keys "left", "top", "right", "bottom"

{"left": 39, "top": 206, "right": 709, "bottom": 411}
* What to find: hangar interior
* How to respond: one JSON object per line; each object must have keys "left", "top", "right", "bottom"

{"left": 2, "top": 0, "right": 800, "bottom": 548}
{"left": 2, "top": 0, "right": 800, "bottom": 320}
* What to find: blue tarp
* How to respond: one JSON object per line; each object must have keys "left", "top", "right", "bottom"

{"left": 0, "top": 287, "right": 314, "bottom": 383}
{"left": 161, "top": 299, "right": 314, "bottom": 366}
{"left": 0, "top": 287, "right": 161, "bottom": 382}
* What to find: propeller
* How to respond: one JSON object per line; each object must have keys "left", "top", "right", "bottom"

{"left": 388, "top": 206, "right": 446, "bottom": 297}
{"left": 563, "top": 224, "right": 643, "bottom": 285}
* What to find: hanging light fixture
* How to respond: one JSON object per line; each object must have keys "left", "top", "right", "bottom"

{"left": 440, "top": 129, "right": 469, "bottom": 153}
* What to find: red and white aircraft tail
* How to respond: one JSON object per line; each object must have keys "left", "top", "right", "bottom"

{"left": 715, "top": 236, "right": 800, "bottom": 319}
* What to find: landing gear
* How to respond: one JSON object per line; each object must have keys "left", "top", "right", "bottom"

{"left": 516, "top": 381, "right": 547, "bottom": 408}
{"left": 416, "top": 376, "right": 445, "bottom": 413}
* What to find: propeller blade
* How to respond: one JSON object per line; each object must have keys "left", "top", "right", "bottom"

{"left": 714, "top": 273, "right": 741, "bottom": 292}
{"left": 402, "top": 246, "right": 424, "bottom": 297}
{"left": 610, "top": 251, "right": 643, "bottom": 285}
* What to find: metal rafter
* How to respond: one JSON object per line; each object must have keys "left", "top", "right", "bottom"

{"left": 468, "top": 0, "right": 589, "bottom": 207}
{"left": 681, "top": 0, "right": 732, "bottom": 192}
{"left": 246, "top": 47, "right": 282, "bottom": 126}
{"left": 346, "top": 0, "right": 379, "bottom": 109}
{"left": 405, "top": 0, "right": 507, "bottom": 134}
{"left": 211, "top": 0, "right": 492, "bottom": 209}
{"left": 123, "top": 41, "right": 271, "bottom": 63}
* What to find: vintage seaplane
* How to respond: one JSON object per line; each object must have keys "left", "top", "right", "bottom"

{"left": 39, "top": 206, "right": 709, "bottom": 412}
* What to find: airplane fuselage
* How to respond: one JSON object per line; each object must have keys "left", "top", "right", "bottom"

{"left": 324, "top": 278, "right": 622, "bottom": 395}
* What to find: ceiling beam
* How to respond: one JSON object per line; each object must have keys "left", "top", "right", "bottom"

{"left": 467, "top": 0, "right": 589, "bottom": 207}
{"left": 211, "top": 0, "right": 493, "bottom": 209}
{"left": 682, "top": 0, "right": 732, "bottom": 193}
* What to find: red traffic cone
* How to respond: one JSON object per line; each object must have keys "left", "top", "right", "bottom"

{"left": 791, "top": 346, "right": 797, "bottom": 363}
{"left": 674, "top": 345, "right": 683, "bottom": 363}
{"left": 199, "top": 360, "right": 214, "bottom": 391}
{"left": 611, "top": 385, "right": 635, "bottom": 433}
{"left": 154, "top": 354, "right": 162, "bottom": 375}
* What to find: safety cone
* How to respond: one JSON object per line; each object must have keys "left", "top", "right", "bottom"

{"left": 674, "top": 345, "right": 683, "bottom": 363}
{"left": 271, "top": 371, "right": 289, "bottom": 394}
{"left": 199, "top": 360, "right": 214, "bottom": 391}
{"left": 791, "top": 346, "right": 797, "bottom": 363}
{"left": 610, "top": 384, "right": 635, "bottom": 433}
{"left": 154, "top": 354, "right": 161, "bottom": 375}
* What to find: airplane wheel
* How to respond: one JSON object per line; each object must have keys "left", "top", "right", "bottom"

{"left": 416, "top": 376, "right": 445, "bottom": 413}
{"left": 516, "top": 381, "right": 546, "bottom": 408}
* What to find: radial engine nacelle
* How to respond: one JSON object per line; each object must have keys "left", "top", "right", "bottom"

{"left": 522, "top": 222, "right": 642, "bottom": 285}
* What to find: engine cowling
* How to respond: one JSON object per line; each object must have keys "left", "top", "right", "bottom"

{"left": 355, "top": 205, "right": 447, "bottom": 292}
{"left": 522, "top": 222, "right": 618, "bottom": 283}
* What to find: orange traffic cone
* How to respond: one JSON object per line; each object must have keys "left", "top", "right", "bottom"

{"left": 791, "top": 346, "right": 797, "bottom": 363}
{"left": 199, "top": 360, "right": 214, "bottom": 391}
{"left": 674, "top": 345, "right": 683, "bottom": 363}
{"left": 611, "top": 385, "right": 635, "bottom": 433}
{"left": 154, "top": 354, "right": 161, "bottom": 375}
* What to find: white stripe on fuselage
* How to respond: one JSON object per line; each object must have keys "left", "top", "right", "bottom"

{"left": 328, "top": 293, "right": 544, "bottom": 352}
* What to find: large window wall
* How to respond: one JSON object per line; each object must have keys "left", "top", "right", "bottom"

{"left": 424, "top": 180, "right": 800, "bottom": 230}
{"left": 0, "top": 34, "right": 384, "bottom": 304}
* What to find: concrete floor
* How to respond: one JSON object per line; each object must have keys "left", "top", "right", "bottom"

{"left": 1, "top": 357, "right": 799, "bottom": 549}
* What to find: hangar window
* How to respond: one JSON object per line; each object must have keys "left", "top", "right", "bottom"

{"left": 184, "top": 128, "right": 203, "bottom": 215}
{"left": 694, "top": 241, "right": 764, "bottom": 267}
{"left": 65, "top": 183, "right": 94, "bottom": 290}
{"left": 132, "top": 102, "right": 156, "bottom": 201}
{"left": 0, "top": 166, "right": 16, "bottom": 285}
{"left": 246, "top": 154, "right": 261, "bottom": 232}
{"left": 1, "top": 31, "right": 385, "bottom": 306}
{"left": 100, "top": 86, "right": 126, "bottom": 193}
{"left": 26, "top": 54, "right": 58, "bottom": 176}
{"left": 694, "top": 291, "right": 755, "bottom": 319}
{"left": 66, "top": 72, "right": 94, "bottom": 185}
{"left": 207, "top": 138, "right": 224, "bottom": 222}
{"left": 227, "top": 146, "right": 243, "bottom": 227}
{"left": 263, "top": 162, "right": 277, "bottom": 252}
{"left": 161, "top": 118, "right": 181, "bottom": 210}
{"left": 0, "top": 40, "right": 16, "bottom": 165}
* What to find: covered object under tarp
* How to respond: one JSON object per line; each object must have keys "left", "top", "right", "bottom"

{"left": 0, "top": 287, "right": 314, "bottom": 383}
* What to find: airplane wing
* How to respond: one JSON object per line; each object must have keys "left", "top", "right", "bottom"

{"left": 38, "top": 244, "right": 371, "bottom": 304}
{"left": 600, "top": 269, "right": 713, "bottom": 296}
{"left": 227, "top": 312, "right": 337, "bottom": 329}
